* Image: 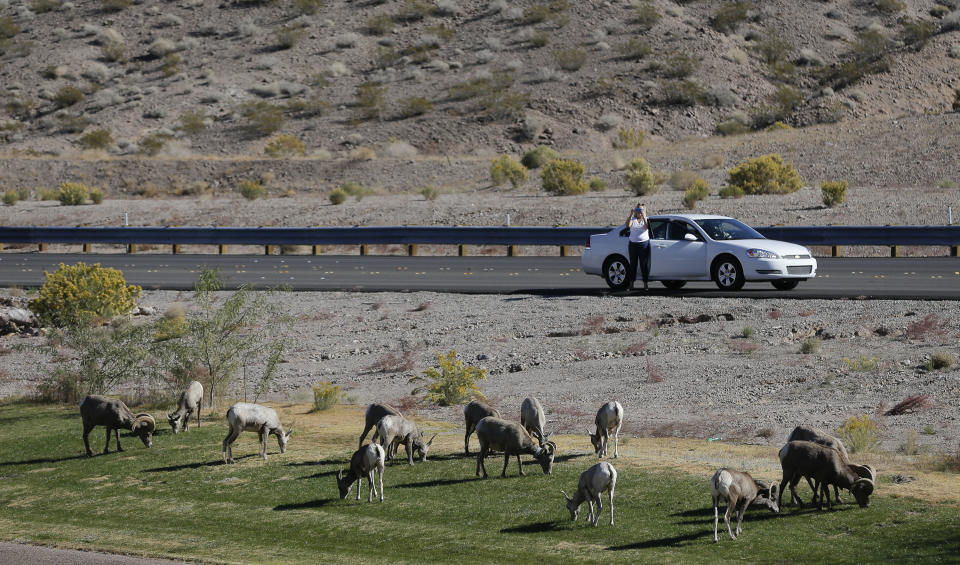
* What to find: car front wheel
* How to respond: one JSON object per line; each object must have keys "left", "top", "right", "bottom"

{"left": 772, "top": 279, "right": 800, "bottom": 290}
{"left": 603, "top": 255, "right": 631, "bottom": 291}
{"left": 712, "top": 256, "right": 745, "bottom": 290}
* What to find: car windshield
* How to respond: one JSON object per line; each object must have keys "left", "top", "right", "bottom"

{"left": 694, "top": 218, "right": 764, "bottom": 241}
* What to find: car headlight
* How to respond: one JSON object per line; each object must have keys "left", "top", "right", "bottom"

{"left": 746, "top": 248, "right": 779, "bottom": 259}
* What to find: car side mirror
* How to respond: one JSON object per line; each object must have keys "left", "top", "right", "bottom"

{"left": 684, "top": 233, "right": 698, "bottom": 241}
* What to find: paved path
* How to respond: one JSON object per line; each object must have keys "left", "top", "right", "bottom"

{"left": 0, "top": 542, "right": 188, "bottom": 565}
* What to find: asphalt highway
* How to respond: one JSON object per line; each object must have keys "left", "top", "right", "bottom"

{"left": 0, "top": 253, "right": 958, "bottom": 299}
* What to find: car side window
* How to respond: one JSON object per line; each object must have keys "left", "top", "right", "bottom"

{"left": 649, "top": 220, "right": 668, "bottom": 240}
{"left": 667, "top": 221, "right": 687, "bottom": 241}
{"left": 681, "top": 222, "right": 702, "bottom": 241}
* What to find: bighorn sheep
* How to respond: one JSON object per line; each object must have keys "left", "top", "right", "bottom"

{"left": 589, "top": 401, "right": 623, "bottom": 459}
{"left": 80, "top": 395, "right": 155, "bottom": 456}
{"left": 337, "top": 443, "right": 386, "bottom": 503}
{"left": 464, "top": 400, "right": 500, "bottom": 455}
{"left": 562, "top": 462, "right": 618, "bottom": 527}
{"left": 222, "top": 403, "right": 293, "bottom": 464}
{"left": 778, "top": 440, "right": 875, "bottom": 510}
{"left": 358, "top": 403, "right": 401, "bottom": 448}
{"left": 376, "top": 414, "right": 435, "bottom": 465}
{"left": 474, "top": 416, "right": 556, "bottom": 478}
{"left": 167, "top": 380, "right": 203, "bottom": 433}
{"left": 710, "top": 468, "right": 779, "bottom": 542}
{"left": 520, "top": 396, "right": 547, "bottom": 441}
{"left": 786, "top": 425, "right": 848, "bottom": 503}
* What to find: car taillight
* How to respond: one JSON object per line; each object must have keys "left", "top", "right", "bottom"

{"left": 585, "top": 235, "right": 591, "bottom": 248}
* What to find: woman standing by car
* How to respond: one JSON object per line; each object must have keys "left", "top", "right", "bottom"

{"left": 626, "top": 203, "right": 651, "bottom": 290}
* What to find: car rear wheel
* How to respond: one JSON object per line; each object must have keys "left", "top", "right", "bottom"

{"left": 661, "top": 280, "right": 687, "bottom": 290}
{"left": 712, "top": 256, "right": 745, "bottom": 290}
{"left": 603, "top": 255, "right": 630, "bottom": 291}
{"left": 771, "top": 279, "right": 800, "bottom": 290}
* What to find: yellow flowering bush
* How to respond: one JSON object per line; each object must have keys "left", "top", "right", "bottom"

{"left": 29, "top": 262, "right": 142, "bottom": 326}
{"left": 727, "top": 153, "right": 802, "bottom": 195}
{"left": 836, "top": 414, "right": 880, "bottom": 454}
{"left": 410, "top": 350, "right": 486, "bottom": 406}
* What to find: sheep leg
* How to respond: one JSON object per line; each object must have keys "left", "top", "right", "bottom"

{"left": 833, "top": 484, "right": 843, "bottom": 505}
{"left": 805, "top": 476, "right": 819, "bottom": 503}
{"left": 734, "top": 499, "right": 746, "bottom": 537}
{"left": 516, "top": 454, "right": 525, "bottom": 477}
{"left": 367, "top": 469, "right": 376, "bottom": 502}
{"left": 476, "top": 445, "right": 488, "bottom": 478}
{"left": 501, "top": 453, "right": 510, "bottom": 477}
{"left": 405, "top": 439, "right": 414, "bottom": 466}
{"left": 197, "top": 398, "right": 202, "bottom": 428}
{"left": 608, "top": 483, "right": 615, "bottom": 526}
{"left": 83, "top": 423, "right": 94, "bottom": 456}
{"left": 377, "top": 463, "right": 384, "bottom": 502}
{"left": 726, "top": 486, "right": 740, "bottom": 540}
{"left": 356, "top": 474, "right": 363, "bottom": 501}
{"left": 359, "top": 424, "right": 372, "bottom": 449}
{"left": 259, "top": 426, "right": 269, "bottom": 461}
{"left": 222, "top": 428, "right": 240, "bottom": 464}
{"left": 102, "top": 426, "right": 112, "bottom": 454}
{"left": 587, "top": 499, "right": 596, "bottom": 527}
{"left": 464, "top": 424, "right": 474, "bottom": 455}
{"left": 613, "top": 421, "right": 621, "bottom": 459}
{"left": 592, "top": 491, "right": 603, "bottom": 527}
{"left": 713, "top": 496, "right": 720, "bottom": 542}
{"left": 114, "top": 427, "right": 123, "bottom": 452}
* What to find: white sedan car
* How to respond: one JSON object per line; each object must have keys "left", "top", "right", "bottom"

{"left": 581, "top": 214, "right": 817, "bottom": 291}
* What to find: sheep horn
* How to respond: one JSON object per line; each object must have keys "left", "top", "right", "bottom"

{"left": 561, "top": 489, "right": 572, "bottom": 502}
{"left": 427, "top": 434, "right": 436, "bottom": 446}
{"left": 133, "top": 413, "right": 155, "bottom": 433}
{"left": 854, "top": 478, "right": 875, "bottom": 496}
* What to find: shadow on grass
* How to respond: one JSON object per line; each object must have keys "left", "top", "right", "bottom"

{"left": 500, "top": 521, "right": 565, "bottom": 534}
{"left": 300, "top": 470, "right": 340, "bottom": 480}
{"left": 274, "top": 498, "right": 338, "bottom": 511}
{"left": 554, "top": 453, "right": 589, "bottom": 463}
{"left": 673, "top": 505, "right": 845, "bottom": 525}
{"left": 144, "top": 459, "right": 227, "bottom": 472}
{"left": 606, "top": 530, "right": 712, "bottom": 550}
{"left": 0, "top": 453, "right": 88, "bottom": 467}
{"left": 393, "top": 477, "right": 478, "bottom": 489}
{"left": 285, "top": 459, "right": 344, "bottom": 467}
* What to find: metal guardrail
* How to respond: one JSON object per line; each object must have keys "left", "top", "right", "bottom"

{"left": 0, "top": 225, "right": 958, "bottom": 256}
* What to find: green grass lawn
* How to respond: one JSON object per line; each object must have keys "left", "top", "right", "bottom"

{"left": 0, "top": 402, "right": 957, "bottom": 564}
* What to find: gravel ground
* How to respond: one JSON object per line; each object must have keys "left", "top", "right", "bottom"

{"left": 2, "top": 290, "right": 957, "bottom": 454}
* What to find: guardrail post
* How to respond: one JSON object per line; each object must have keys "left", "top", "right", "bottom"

{"left": 172, "top": 244, "right": 181, "bottom": 254}
{"left": 218, "top": 244, "right": 228, "bottom": 254}
{"left": 38, "top": 243, "right": 47, "bottom": 252}
{"left": 890, "top": 245, "right": 900, "bottom": 258}
{"left": 83, "top": 243, "right": 92, "bottom": 253}
{"left": 832, "top": 245, "right": 842, "bottom": 257}
{"left": 560, "top": 245, "right": 570, "bottom": 257}
{"left": 360, "top": 244, "right": 369, "bottom": 256}
{"left": 312, "top": 245, "right": 323, "bottom": 255}
{"left": 458, "top": 245, "right": 467, "bottom": 256}
{"left": 407, "top": 244, "right": 418, "bottom": 256}
{"left": 127, "top": 244, "right": 137, "bottom": 254}
{"left": 265, "top": 245, "right": 276, "bottom": 255}
{"left": 507, "top": 244, "right": 519, "bottom": 257}
{"left": 951, "top": 245, "right": 959, "bottom": 257}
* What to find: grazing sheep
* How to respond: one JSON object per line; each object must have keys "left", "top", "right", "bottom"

{"left": 520, "top": 397, "right": 547, "bottom": 441}
{"left": 167, "top": 380, "right": 203, "bottom": 434}
{"left": 474, "top": 416, "right": 556, "bottom": 478}
{"left": 589, "top": 401, "right": 623, "bottom": 458}
{"left": 358, "top": 403, "right": 401, "bottom": 448}
{"left": 376, "top": 414, "right": 435, "bottom": 465}
{"left": 778, "top": 440, "right": 875, "bottom": 510}
{"left": 710, "top": 468, "right": 779, "bottom": 542}
{"left": 463, "top": 400, "right": 500, "bottom": 455}
{"left": 80, "top": 395, "right": 155, "bottom": 456}
{"left": 222, "top": 403, "right": 293, "bottom": 464}
{"left": 337, "top": 443, "right": 386, "bottom": 503}
{"left": 562, "top": 462, "right": 618, "bottom": 526}
{"left": 786, "top": 425, "right": 848, "bottom": 503}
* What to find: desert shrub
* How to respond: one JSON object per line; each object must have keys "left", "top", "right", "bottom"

{"left": 529, "top": 30, "right": 551, "bottom": 48}
{"left": 397, "top": 96, "right": 433, "bottom": 119}
{"left": 669, "top": 170, "right": 699, "bottom": 191}
{"left": 741, "top": 326, "right": 754, "bottom": 338}
{"left": 57, "top": 182, "right": 90, "bottom": 205}
{"left": 54, "top": 86, "right": 85, "bottom": 108}
{"left": 703, "top": 154, "right": 725, "bottom": 169}
{"left": 553, "top": 48, "right": 586, "bottom": 71}
{"left": 32, "top": 0, "right": 62, "bottom": 12}
{"left": 311, "top": 381, "right": 341, "bottom": 411}
{"left": 292, "top": 0, "right": 323, "bottom": 15}
{"left": 613, "top": 127, "right": 645, "bottom": 149}
{"left": 160, "top": 53, "right": 182, "bottom": 77}
{"left": 239, "top": 101, "right": 285, "bottom": 136}
{"left": 822, "top": 29, "right": 892, "bottom": 89}
{"left": 274, "top": 23, "right": 306, "bottom": 50}
{"left": 366, "top": 14, "right": 395, "bottom": 35}
{"left": 153, "top": 307, "right": 188, "bottom": 342}
{"left": 874, "top": 0, "right": 906, "bottom": 13}
{"left": 490, "top": 155, "right": 528, "bottom": 188}
{"left": 353, "top": 82, "right": 386, "bottom": 122}
{"left": 77, "top": 128, "right": 113, "bottom": 150}
{"left": 409, "top": 350, "right": 486, "bottom": 406}
{"left": 727, "top": 154, "right": 802, "bottom": 195}
{"left": 716, "top": 117, "right": 751, "bottom": 136}
{"left": 905, "top": 313, "right": 949, "bottom": 341}
{"left": 339, "top": 181, "right": 373, "bottom": 201}
{"left": 799, "top": 337, "right": 822, "bottom": 354}
{"left": 681, "top": 179, "right": 709, "bottom": 209}
{"left": 179, "top": 109, "right": 207, "bottom": 135}
{"left": 35, "top": 368, "right": 81, "bottom": 403}
{"left": 100, "top": 40, "right": 127, "bottom": 63}
{"left": 101, "top": 0, "right": 131, "bottom": 11}
{"left": 765, "top": 121, "right": 793, "bottom": 132}
{"left": 901, "top": 18, "right": 938, "bottom": 51}
{"left": 836, "top": 414, "right": 880, "bottom": 454}
{"left": 588, "top": 177, "right": 607, "bottom": 192}
{"left": 624, "top": 157, "right": 658, "bottom": 196}
{"left": 264, "top": 134, "right": 306, "bottom": 158}
{"left": 754, "top": 34, "right": 792, "bottom": 65}
{"left": 89, "top": 187, "right": 105, "bottom": 204}
{"left": 660, "top": 79, "right": 705, "bottom": 106}
{"left": 821, "top": 180, "right": 848, "bottom": 208}
{"left": 419, "top": 185, "right": 440, "bottom": 201}
{"left": 2, "top": 189, "right": 17, "bottom": 206}
{"left": 843, "top": 355, "right": 879, "bottom": 372}
{"left": 521, "top": 145, "right": 560, "bottom": 169}
{"left": 620, "top": 38, "right": 652, "bottom": 60}
{"left": 718, "top": 185, "right": 745, "bottom": 199}
{"left": 328, "top": 187, "right": 347, "bottom": 205}
{"left": 37, "top": 187, "right": 58, "bottom": 201}
{"left": 925, "top": 351, "right": 955, "bottom": 370}
{"left": 522, "top": 4, "right": 552, "bottom": 24}
{"left": 711, "top": 1, "right": 751, "bottom": 33}
{"left": 139, "top": 132, "right": 173, "bottom": 155}
{"left": 30, "top": 262, "right": 142, "bottom": 326}
{"left": 541, "top": 159, "right": 587, "bottom": 195}
{"left": 653, "top": 50, "right": 698, "bottom": 78}
{"left": 634, "top": 1, "right": 661, "bottom": 31}
{"left": 238, "top": 179, "right": 267, "bottom": 200}
{"left": 479, "top": 88, "right": 529, "bottom": 121}
{"left": 397, "top": 0, "right": 434, "bottom": 22}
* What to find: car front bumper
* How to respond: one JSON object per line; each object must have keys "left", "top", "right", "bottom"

{"left": 743, "top": 258, "right": 818, "bottom": 280}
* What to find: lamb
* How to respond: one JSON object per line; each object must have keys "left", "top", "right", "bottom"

{"left": 222, "top": 402, "right": 293, "bottom": 464}
{"left": 710, "top": 468, "right": 779, "bottom": 542}
{"left": 562, "top": 462, "right": 618, "bottom": 527}
{"left": 520, "top": 396, "right": 547, "bottom": 441}
{"left": 337, "top": 443, "right": 386, "bottom": 503}
{"left": 778, "top": 440, "right": 875, "bottom": 510}
{"left": 589, "top": 401, "right": 623, "bottom": 459}
{"left": 474, "top": 416, "right": 556, "bottom": 478}
{"left": 167, "top": 380, "right": 203, "bottom": 434}
{"left": 376, "top": 414, "right": 435, "bottom": 465}
{"left": 358, "top": 403, "right": 401, "bottom": 448}
{"left": 80, "top": 395, "right": 155, "bottom": 456}
{"left": 463, "top": 400, "right": 500, "bottom": 455}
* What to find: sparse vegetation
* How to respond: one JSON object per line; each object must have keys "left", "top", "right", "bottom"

{"left": 553, "top": 48, "right": 586, "bottom": 71}
{"left": 836, "top": 414, "right": 881, "bottom": 454}
{"left": 419, "top": 185, "right": 440, "bottom": 201}
{"left": 409, "top": 350, "right": 487, "bottom": 406}
{"left": 624, "top": 157, "right": 658, "bottom": 196}
{"left": 588, "top": 177, "right": 607, "bottom": 192}
{"left": 2, "top": 189, "right": 18, "bottom": 206}
{"left": 727, "top": 154, "right": 802, "bottom": 195}
{"left": 353, "top": 82, "right": 386, "bottom": 122}
{"left": 238, "top": 179, "right": 267, "bottom": 200}
{"left": 540, "top": 159, "right": 587, "bottom": 195}
{"left": 821, "top": 180, "right": 848, "bottom": 208}
{"left": 311, "top": 381, "right": 342, "bottom": 411}
{"left": 77, "top": 128, "right": 113, "bottom": 150}
{"left": 179, "top": 109, "right": 208, "bottom": 135}
{"left": 905, "top": 313, "right": 949, "bottom": 341}
{"left": 139, "top": 132, "right": 173, "bottom": 156}
{"left": 681, "top": 179, "right": 709, "bottom": 209}
{"left": 741, "top": 326, "right": 754, "bottom": 339}
{"left": 886, "top": 394, "right": 933, "bottom": 416}
{"left": 239, "top": 101, "right": 285, "bottom": 137}
{"left": 366, "top": 14, "right": 395, "bottom": 35}
{"left": 264, "top": 134, "right": 306, "bottom": 158}
{"left": 397, "top": 96, "right": 433, "bottom": 119}
{"left": 800, "top": 337, "right": 822, "bottom": 354}
{"left": 925, "top": 352, "right": 955, "bottom": 371}
{"left": 613, "top": 127, "right": 645, "bottom": 149}
{"left": 54, "top": 86, "right": 85, "bottom": 108}
{"left": 843, "top": 355, "right": 880, "bottom": 372}
{"left": 521, "top": 145, "right": 560, "bottom": 169}
{"left": 634, "top": 1, "right": 661, "bottom": 31}
{"left": 57, "top": 182, "right": 90, "bottom": 206}
{"left": 274, "top": 23, "right": 306, "bottom": 50}
{"left": 328, "top": 187, "right": 347, "bottom": 205}
{"left": 489, "top": 155, "right": 528, "bottom": 188}
{"left": 620, "top": 38, "right": 652, "bottom": 61}
{"left": 711, "top": 1, "right": 751, "bottom": 34}
{"left": 160, "top": 53, "right": 183, "bottom": 77}
{"left": 89, "top": 187, "right": 105, "bottom": 204}
{"left": 29, "top": 262, "right": 141, "bottom": 326}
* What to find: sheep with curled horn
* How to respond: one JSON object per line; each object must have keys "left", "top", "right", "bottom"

{"left": 80, "top": 395, "right": 155, "bottom": 456}
{"left": 778, "top": 440, "right": 874, "bottom": 510}
{"left": 785, "top": 425, "right": 874, "bottom": 504}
